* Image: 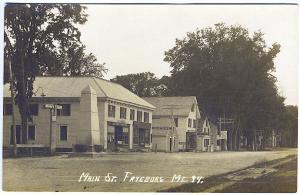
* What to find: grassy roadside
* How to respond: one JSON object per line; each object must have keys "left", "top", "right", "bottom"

{"left": 216, "top": 157, "right": 297, "bottom": 193}
{"left": 159, "top": 155, "right": 297, "bottom": 192}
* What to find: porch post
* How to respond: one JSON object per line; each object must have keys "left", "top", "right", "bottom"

{"left": 129, "top": 124, "right": 133, "bottom": 150}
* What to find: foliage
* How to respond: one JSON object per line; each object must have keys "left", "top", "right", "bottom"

{"left": 4, "top": 4, "right": 106, "bottom": 143}
{"left": 111, "top": 72, "right": 168, "bottom": 97}
{"left": 164, "top": 23, "right": 284, "bottom": 149}
{"left": 280, "top": 105, "right": 298, "bottom": 147}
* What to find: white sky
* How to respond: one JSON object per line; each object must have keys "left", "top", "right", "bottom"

{"left": 78, "top": 4, "right": 298, "bottom": 105}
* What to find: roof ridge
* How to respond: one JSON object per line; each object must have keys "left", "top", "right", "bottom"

{"left": 92, "top": 77, "right": 108, "bottom": 97}
{"left": 143, "top": 96, "right": 196, "bottom": 98}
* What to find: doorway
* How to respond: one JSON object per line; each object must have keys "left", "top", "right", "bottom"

{"left": 139, "top": 128, "right": 145, "bottom": 147}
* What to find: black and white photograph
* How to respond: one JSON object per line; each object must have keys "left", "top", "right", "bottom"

{"left": 1, "top": 1, "right": 298, "bottom": 193}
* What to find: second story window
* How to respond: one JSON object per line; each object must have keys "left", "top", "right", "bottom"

{"left": 144, "top": 112, "right": 149, "bottom": 123}
{"left": 3, "top": 104, "right": 12, "bottom": 115}
{"left": 188, "top": 118, "right": 192, "bottom": 128}
{"left": 29, "top": 104, "right": 39, "bottom": 116}
{"left": 130, "top": 109, "right": 135, "bottom": 120}
{"left": 137, "top": 111, "right": 143, "bottom": 122}
{"left": 193, "top": 119, "right": 196, "bottom": 128}
{"left": 57, "top": 104, "right": 71, "bottom": 116}
{"left": 174, "top": 118, "right": 178, "bottom": 127}
{"left": 108, "top": 105, "right": 115, "bottom": 117}
{"left": 120, "top": 107, "right": 127, "bottom": 119}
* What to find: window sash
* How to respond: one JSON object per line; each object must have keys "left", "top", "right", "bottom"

{"left": 60, "top": 126, "right": 68, "bottom": 141}
{"left": 144, "top": 112, "right": 149, "bottom": 123}
{"left": 4, "top": 104, "right": 13, "bottom": 115}
{"left": 108, "top": 105, "right": 115, "bottom": 117}
{"left": 57, "top": 104, "right": 71, "bottom": 116}
{"left": 28, "top": 125, "right": 36, "bottom": 140}
{"left": 137, "top": 111, "right": 143, "bottom": 122}
{"left": 29, "top": 104, "right": 39, "bottom": 116}
{"left": 120, "top": 107, "right": 127, "bottom": 119}
{"left": 130, "top": 109, "right": 135, "bottom": 120}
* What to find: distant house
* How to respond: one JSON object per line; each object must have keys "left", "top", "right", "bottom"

{"left": 196, "top": 117, "right": 211, "bottom": 152}
{"left": 3, "top": 76, "right": 155, "bottom": 153}
{"left": 143, "top": 96, "right": 200, "bottom": 151}
{"left": 196, "top": 117, "right": 227, "bottom": 152}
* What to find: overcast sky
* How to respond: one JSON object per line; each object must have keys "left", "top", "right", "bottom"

{"left": 78, "top": 4, "right": 298, "bottom": 105}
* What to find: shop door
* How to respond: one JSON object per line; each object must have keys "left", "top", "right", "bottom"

{"left": 139, "top": 128, "right": 145, "bottom": 147}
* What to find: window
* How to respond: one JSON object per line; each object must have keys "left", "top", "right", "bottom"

{"left": 133, "top": 128, "right": 139, "bottom": 144}
{"left": 120, "top": 107, "right": 127, "bottom": 119}
{"left": 108, "top": 105, "right": 115, "bottom": 117}
{"left": 174, "top": 118, "right": 178, "bottom": 127}
{"left": 188, "top": 118, "right": 192, "bottom": 128}
{"left": 193, "top": 119, "right": 196, "bottom": 128}
{"left": 144, "top": 112, "right": 149, "bottom": 123}
{"left": 122, "top": 127, "right": 129, "bottom": 145}
{"left": 60, "top": 125, "right": 68, "bottom": 141}
{"left": 130, "top": 109, "right": 135, "bottom": 120}
{"left": 28, "top": 125, "right": 36, "bottom": 140}
{"left": 145, "top": 129, "right": 150, "bottom": 144}
{"left": 204, "top": 139, "right": 210, "bottom": 147}
{"left": 29, "top": 104, "right": 39, "bottom": 116}
{"left": 137, "top": 111, "right": 143, "bottom": 122}
{"left": 4, "top": 104, "right": 12, "bottom": 115}
{"left": 57, "top": 104, "right": 71, "bottom": 116}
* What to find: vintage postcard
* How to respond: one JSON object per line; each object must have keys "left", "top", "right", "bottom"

{"left": 1, "top": 1, "right": 298, "bottom": 193}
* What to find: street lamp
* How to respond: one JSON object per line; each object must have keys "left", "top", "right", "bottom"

{"left": 44, "top": 104, "right": 62, "bottom": 155}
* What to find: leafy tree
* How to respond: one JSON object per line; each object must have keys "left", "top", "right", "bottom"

{"left": 164, "top": 23, "right": 284, "bottom": 150}
{"left": 279, "top": 105, "right": 298, "bottom": 147}
{"left": 4, "top": 4, "right": 106, "bottom": 144}
{"left": 111, "top": 72, "right": 168, "bottom": 97}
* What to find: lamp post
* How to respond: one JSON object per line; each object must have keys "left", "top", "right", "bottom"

{"left": 44, "top": 104, "right": 62, "bottom": 155}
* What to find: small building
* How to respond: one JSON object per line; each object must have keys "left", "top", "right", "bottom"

{"left": 151, "top": 118, "right": 179, "bottom": 152}
{"left": 3, "top": 76, "right": 155, "bottom": 153}
{"left": 196, "top": 117, "right": 211, "bottom": 152}
{"left": 143, "top": 96, "right": 200, "bottom": 151}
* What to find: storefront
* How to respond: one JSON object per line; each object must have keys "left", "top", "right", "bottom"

{"left": 107, "top": 122, "right": 130, "bottom": 151}
{"left": 133, "top": 121, "right": 151, "bottom": 149}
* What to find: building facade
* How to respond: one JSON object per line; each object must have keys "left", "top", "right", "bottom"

{"left": 151, "top": 118, "right": 179, "bottom": 152}
{"left": 143, "top": 96, "right": 200, "bottom": 151}
{"left": 3, "top": 77, "right": 155, "bottom": 153}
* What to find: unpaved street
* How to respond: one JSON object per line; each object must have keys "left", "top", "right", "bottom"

{"left": 3, "top": 148, "right": 297, "bottom": 192}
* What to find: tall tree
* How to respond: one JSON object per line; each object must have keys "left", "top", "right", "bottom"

{"left": 4, "top": 4, "right": 105, "bottom": 144}
{"left": 164, "top": 23, "right": 284, "bottom": 150}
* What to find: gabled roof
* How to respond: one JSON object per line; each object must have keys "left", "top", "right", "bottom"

{"left": 3, "top": 76, "right": 155, "bottom": 110}
{"left": 143, "top": 96, "right": 199, "bottom": 117}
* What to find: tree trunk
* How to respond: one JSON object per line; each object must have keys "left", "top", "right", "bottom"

{"left": 20, "top": 48, "right": 28, "bottom": 144}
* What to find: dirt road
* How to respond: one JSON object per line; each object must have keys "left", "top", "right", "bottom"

{"left": 3, "top": 148, "right": 297, "bottom": 192}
